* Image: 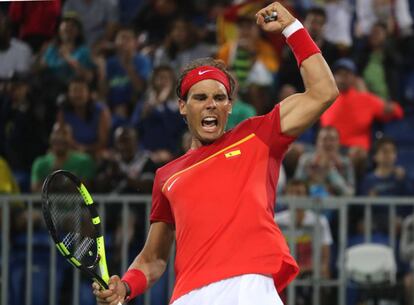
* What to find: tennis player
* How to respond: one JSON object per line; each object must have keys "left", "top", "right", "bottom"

{"left": 93, "top": 2, "right": 339, "bottom": 304}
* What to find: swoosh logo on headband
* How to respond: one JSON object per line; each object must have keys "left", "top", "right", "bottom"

{"left": 198, "top": 70, "right": 213, "bottom": 75}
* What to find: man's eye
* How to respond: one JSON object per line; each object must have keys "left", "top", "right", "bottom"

{"left": 215, "top": 95, "right": 227, "bottom": 101}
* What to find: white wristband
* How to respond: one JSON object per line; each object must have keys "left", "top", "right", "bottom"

{"left": 282, "top": 19, "right": 304, "bottom": 38}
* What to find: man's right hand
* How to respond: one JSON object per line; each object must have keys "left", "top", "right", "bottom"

{"left": 255, "top": 2, "right": 296, "bottom": 33}
{"left": 93, "top": 275, "right": 127, "bottom": 305}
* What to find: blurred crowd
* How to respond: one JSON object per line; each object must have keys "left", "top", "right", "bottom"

{"left": 1, "top": 0, "right": 414, "bottom": 304}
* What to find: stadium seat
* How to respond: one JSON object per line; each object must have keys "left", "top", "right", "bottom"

{"left": 345, "top": 243, "right": 398, "bottom": 305}
{"left": 383, "top": 114, "right": 414, "bottom": 148}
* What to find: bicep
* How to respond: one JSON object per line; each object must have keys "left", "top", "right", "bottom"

{"left": 279, "top": 92, "right": 331, "bottom": 137}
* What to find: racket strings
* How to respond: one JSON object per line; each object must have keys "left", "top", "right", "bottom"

{"left": 47, "top": 174, "right": 98, "bottom": 266}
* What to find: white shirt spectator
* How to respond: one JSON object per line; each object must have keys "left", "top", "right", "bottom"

{"left": 0, "top": 38, "right": 32, "bottom": 79}
{"left": 324, "top": 0, "right": 353, "bottom": 47}
{"left": 275, "top": 209, "right": 333, "bottom": 246}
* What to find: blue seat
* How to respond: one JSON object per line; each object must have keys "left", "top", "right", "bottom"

{"left": 383, "top": 115, "right": 414, "bottom": 147}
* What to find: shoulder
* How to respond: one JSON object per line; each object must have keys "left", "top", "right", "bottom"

{"left": 32, "top": 154, "right": 52, "bottom": 167}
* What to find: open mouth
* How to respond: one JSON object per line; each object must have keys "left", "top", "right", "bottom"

{"left": 201, "top": 116, "right": 218, "bottom": 132}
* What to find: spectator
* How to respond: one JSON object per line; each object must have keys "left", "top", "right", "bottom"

{"left": 8, "top": 0, "right": 61, "bottom": 53}
{"left": 95, "top": 126, "right": 156, "bottom": 194}
{"left": 217, "top": 5, "right": 278, "bottom": 114}
{"left": 355, "top": 0, "right": 413, "bottom": 37}
{"left": 278, "top": 6, "right": 340, "bottom": 92}
{"left": 320, "top": 58, "right": 404, "bottom": 176}
{"left": 276, "top": 179, "right": 333, "bottom": 303}
{"left": 31, "top": 123, "right": 96, "bottom": 192}
{"left": 133, "top": 0, "right": 182, "bottom": 49}
{"left": 132, "top": 65, "right": 186, "bottom": 164}
{"left": 225, "top": 70, "right": 257, "bottom": 130}
{"left": 38, "top": 14, "right": 94, "bottom": 85}
{"left": 57, "top": 77, "right": 111, "bottom": 158}
{"left": 295, "top": 126, "right": 355, "bottom": 196}
{"left": 0, "top": 73, "right": 48, "bottom": 192}
{"left": 154, "top": 17, "right": 213, "bottom": 74}
{"left": 323, "top": 0, "right": 352, "bottom": 48}
{"left": 0, "top": 15, "right": 32, "bottom": 80}
{"left": 225, "top": 97, "right": 256, "bottom": 130}
{"left": 99, "top": 26, "right": 151, "bottom": 119}
{"left": 360, "top": 138, "right": 412, "bottom": 230}
{"left": 63, "top": 0, "right": 119, "bottom": 47}
{"left": 355, "top": 22, "right": 401, "bottom": 101}
{"left": 0, "top": 155, "right": 19, "bottom": 194}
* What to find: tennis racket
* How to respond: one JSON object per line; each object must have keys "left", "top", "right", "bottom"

{"left": 42, "top": 170, "right": 122, "bottom": 304}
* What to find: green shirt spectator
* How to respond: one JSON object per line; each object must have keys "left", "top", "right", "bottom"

{"left": 30, "top": 122, "right": 96, "bottom": 192}
{"left": 31, "top": 151, "right": 95, "bottom": 186}
{"left": 226, "top": 99, "right": 257, "bottom": 130}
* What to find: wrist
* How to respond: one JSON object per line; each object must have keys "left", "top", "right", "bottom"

{"left": 121, "top": 269, "right": 147, "bottom": 301}
{"left": 282, "top": 19, "right": 304, "bottom": 38}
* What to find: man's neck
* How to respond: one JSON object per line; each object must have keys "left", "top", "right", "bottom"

{"left": 375, "top": 165, "right": 394, "bottom": 177}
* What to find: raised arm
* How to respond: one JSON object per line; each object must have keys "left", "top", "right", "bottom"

{"left": 93, "top": 222, "right": 175, "bottom": 305}
{"left": 256, "top": 3, "right": 339, "bottom": 137}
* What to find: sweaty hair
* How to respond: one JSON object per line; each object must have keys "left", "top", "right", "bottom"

{"left": 176, "top": 57, "right": 236, "bottom": 101}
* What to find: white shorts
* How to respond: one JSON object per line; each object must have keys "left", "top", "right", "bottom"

{"left": 171, "top": 274, "right": 284, "bottom": 305}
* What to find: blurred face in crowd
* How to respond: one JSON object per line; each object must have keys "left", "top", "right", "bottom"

{"left": 153, "top": 68, "right": 175, "bottom": 92}
{"left": 237, "top": 18, "right": 260, "bottom": 43}
{"left": 374, "top": 142, "right": 397, "bottom": 168}
{"left": 285, "top": 182, "right": 308, "bottom": 225}
{"left": 114, "top": 127, "right": 137, "bottom": 162}
{"left": 179, "top": 80, "right": 232, "bottom": 146}
{"left": 68, "top": 81, "right": 90, "bottom": 108}
{"left": 154, "top": 0, "right": 177, "bottom": 15}
{"left": 304, "top": 12, "right": 326, "bottom": 40}
{"left": 50, "top": 125, "right": 72, "bottom": 157}
{"left": 115, "top": 29, "right": 137, "bottom": 54}
{"left": 170, "top": 20, "right": 191, "bottom": 46}
{"left": 285, "top": 182, "right": 308, "bottom": 197}
{"left": 316, "top": 127, "right": 340, "bottom": 153}
{"left": 59, "top": 19, "right": 80, "bottom": 43}
{"left": 334, "top": 69, "right": 354, "bottom": 92}
{"left": 369, "top": 23, "right": 387, "bottom": 49}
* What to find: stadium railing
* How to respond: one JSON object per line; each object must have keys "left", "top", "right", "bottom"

{"left": 1, "top": 194, "right": 413, "bottom": 305}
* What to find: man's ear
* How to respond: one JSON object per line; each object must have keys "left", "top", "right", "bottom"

{"left": 228, "top": 100, "right": 233, "bottom": 114}
{"left": 178, "top": 99, "right": 187, "bottom": 115}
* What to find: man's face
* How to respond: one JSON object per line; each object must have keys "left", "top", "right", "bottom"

{"left": 374, "top": 143, "right": 397, "bottom": 167}
{"left": 285, "top": 184, "right": 307, "bottom": 196}
{"left": 115, "top": 134, "right": 136, "bottom": 162}
{"left": 317, "top": 128, "right": 339, "bottom": 153}
{"left": 334, "top": 69, "right": 354, "bottom": 92}
{"left": 304, "top": 13, "right": 325, "bottom": 40}
{"left": 179, "top": 79, "right": 232, "bottom": 145}
{"left": 50, "top": 129, "right": 71, "bottom": 156}
{"left": 68, "top": 82, "right": 89, "bottom": 107}
{"left": 115, "top": 30, "right": 137, "bottom": 54}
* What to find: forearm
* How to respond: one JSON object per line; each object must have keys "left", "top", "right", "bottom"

{"left": 278, "top": 20, "right": 338, "bottom": 136}
{"left": 327, "top": 167, "right": 354, "bottom": 196}
{"left": 128, "top": 253, "right": 168, "bottom": 288}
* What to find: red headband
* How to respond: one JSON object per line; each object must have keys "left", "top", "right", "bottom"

{"left": 180, "top": 66, "right": 231, "bottom": 99}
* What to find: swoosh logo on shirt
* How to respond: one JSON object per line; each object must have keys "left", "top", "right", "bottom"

{"left": 198, "top": 70, "right": 213, "bottom": 75}
{"left": 167, "top": 177, "right": 180, "bottom": 191}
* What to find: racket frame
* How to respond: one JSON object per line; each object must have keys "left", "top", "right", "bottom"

{"left": 42, "top": 170, "right": 110, "bottom": 289}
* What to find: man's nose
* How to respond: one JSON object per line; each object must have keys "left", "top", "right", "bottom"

{"left": 205, "top": 97, "right": 217, "bottom": 109}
